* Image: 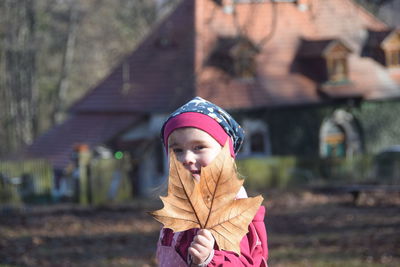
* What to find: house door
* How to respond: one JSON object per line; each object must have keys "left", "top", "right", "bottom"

{"left": 321, "top": 121, "right": 346, "bottom": 157}
{"left": 320, "top": 109, "right": 362, "bottom": 158}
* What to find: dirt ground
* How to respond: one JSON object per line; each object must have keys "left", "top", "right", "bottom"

{"left": 0, "top": 189, "right": 399, "bottom": 267}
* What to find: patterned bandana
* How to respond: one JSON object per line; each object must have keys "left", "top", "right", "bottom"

{"left": 161, "top": 97, "right": 245, "bottom": 156}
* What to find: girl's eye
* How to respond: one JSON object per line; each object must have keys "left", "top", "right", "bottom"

{"left": 194, "top": 145, "right": 205, "bottom": 151}
{"left": 172, "top": 148, "right": 183, "bottom": 153}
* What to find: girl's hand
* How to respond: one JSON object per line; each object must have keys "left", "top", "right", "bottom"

{"left": 188, "top": 229, "right": 215, "bottom": 264}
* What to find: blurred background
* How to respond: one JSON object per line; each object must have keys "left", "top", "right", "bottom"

{"left": 0, "top": 0, "right": 399, "bottom": 266}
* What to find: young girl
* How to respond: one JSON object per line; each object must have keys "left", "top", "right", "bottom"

{"left": 157, "top": 97, "right": 268, "bottom": 266}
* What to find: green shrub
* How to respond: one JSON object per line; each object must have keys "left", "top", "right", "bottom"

{"left": 237, "top": 154, "right": 376, "bottom": 191}
{"left": 237, "top": 156, "right": 298, "bottom": 190}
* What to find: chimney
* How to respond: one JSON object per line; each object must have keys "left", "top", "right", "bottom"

{"left": 222, "top": 0, "right": 234, "bottom": 14}
{"left": 296, "top": 0, "right": 310, "bottom": 12}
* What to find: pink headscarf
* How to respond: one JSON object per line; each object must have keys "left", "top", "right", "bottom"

{"left": 163, "top": 112, "right": 235, "bottom": 157}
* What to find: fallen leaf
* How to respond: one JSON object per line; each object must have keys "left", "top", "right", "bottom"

{"left": 150, "top": 142, "right": 263, "bottom": 254}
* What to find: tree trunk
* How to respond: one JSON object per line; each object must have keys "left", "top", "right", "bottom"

{"left": 0, "top": 0, "right": 37, "bottom": 156}
{"left": 52, "top": 0, "right": 79, "bottom": 125}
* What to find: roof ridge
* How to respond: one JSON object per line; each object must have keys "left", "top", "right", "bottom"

{"left": 343, "top": 0, "right": 388, "bottom": 29}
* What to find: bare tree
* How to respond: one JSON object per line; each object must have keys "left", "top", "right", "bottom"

{"left": 0, "top": 0, "right": 38, "bottom": 155}
{"left": 52, "top": 0, "right": 80, "bottom": 124}
{"left": 0, "top": 0, "right": 180, "bottom": 157}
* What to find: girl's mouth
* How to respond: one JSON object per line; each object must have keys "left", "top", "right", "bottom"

{"left": 190, "top": 170, "right": 201, "bottom": 182}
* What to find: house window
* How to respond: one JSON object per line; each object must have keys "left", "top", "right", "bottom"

{"left": 297, "top": 39, "right": 352, "bottom": 84}
{"left": 327, "top": 57, "right": 348, "bottom": 82}
{"left": 234, "top": 48, "right": 257, "bottom": 79}
{"left": 239, "top": 119, "right": 271, "bottom": 157}
{"left": 386, "top": 49, "right": 400, "bottom": 67}
{"left": 208, "top": 36, "right": 258, "bottom": 79}
{"left": 250, "top": 132, "right": 266, "bottom": 153}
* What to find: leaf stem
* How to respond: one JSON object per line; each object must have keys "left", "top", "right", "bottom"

{"left": 173, "top": 154, "right": 203, "bottom": 228}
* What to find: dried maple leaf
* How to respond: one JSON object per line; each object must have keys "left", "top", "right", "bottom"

{"left": 150, "top": 142, "right": 263, "bottom": 254}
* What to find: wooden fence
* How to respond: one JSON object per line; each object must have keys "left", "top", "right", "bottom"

{"left": 0, "top": 157, "right": 133, "bottom": 206}
{"left": 87, "top": 157, "right": 132, "bottom": 205}
{"left": 0, "top": 160, "right": 53, "bottom": 204}
{"left": 1, "top": 153, "right": 398, "bottom": 205}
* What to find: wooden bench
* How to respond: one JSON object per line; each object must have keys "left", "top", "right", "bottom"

{"left": 312, "top": 185, "right": 400, "bottom": 204}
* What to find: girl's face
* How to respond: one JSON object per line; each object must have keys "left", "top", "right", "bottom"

{"left": 168, "top": 127, "right": 222, "bottom": 181}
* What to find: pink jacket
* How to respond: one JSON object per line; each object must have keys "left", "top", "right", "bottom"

{"left": 156, "top": 206, "right": 268, "bottom": 266}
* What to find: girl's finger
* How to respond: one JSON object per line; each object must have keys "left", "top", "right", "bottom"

{"left": 190, "top": 242, "right": 204, "bottom": 252}
{"left": 194, "top": 234, "right": 212, "bottom": 247}
{"left": 188, "top": 247, "right": 205, "bottom": 264}
{"left": 198, "top": 229, "right": 214, "bottom": 241}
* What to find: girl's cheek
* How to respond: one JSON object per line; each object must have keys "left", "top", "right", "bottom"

{"left": 175, "top": 154, "right": 184, "bottom": 163}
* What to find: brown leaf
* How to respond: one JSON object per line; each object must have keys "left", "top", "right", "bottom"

{"left": 150, "top": 142, "right": 263, "bottom": 254}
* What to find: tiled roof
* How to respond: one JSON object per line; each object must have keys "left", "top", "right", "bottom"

{"left": 319, "top": 82, "right": 363, "bottom": 99}
{"left": 194, "top": 0, "right": 400, "bottom": 110}
{"left": 70, "top": 0, "right": 400, "bottom": 113}
{"left": 390, "top": 71, "right": 400, "bottom": 84}
{"left": 26, "top": 114, "right": 141, "bottom": 168}
{"left": 71, "top": 0, "right": 196, "bottom": 114}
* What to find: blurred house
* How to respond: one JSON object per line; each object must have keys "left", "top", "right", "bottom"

{"left": 25, "top": 0, "right": 400, "bottom": 196}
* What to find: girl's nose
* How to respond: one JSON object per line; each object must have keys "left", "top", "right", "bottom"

{"left": 180, "top": 150, "right": 195, "bottom": 165}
